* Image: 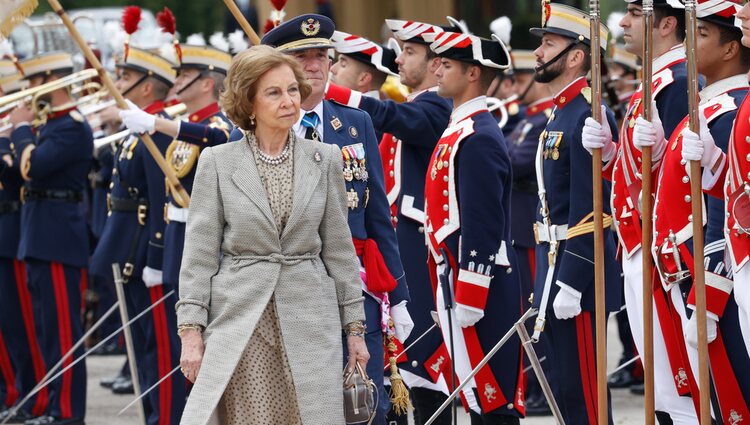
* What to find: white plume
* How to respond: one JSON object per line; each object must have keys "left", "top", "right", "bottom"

{"left": 103, "top": 20, "right": 127, "bottom": 52}
{"left": 228, "top": 30, "right": 249, "bottom": 53}
{"left": 186, "top": 33, "right": 206, "bottom": 46}
{"left": 159, "top": 43, "right": 177, "bottom": 64}
{"left": 490, "top": 16, "right": 512, "bottom": 46}
{"left": 209, "top": 32, "right": 229, "bottom": 52}
{"left": 446, "top": 16, "right": 471, "bottom": 34}
{"left": 607, "top": 12, "right": 625, "bottom": 40}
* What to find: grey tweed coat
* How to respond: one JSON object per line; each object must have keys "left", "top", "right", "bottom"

{"left": 175, "top": 135, "right": 365, "bottom": 425}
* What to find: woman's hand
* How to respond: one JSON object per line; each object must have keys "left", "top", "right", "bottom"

{"left": 180, "top": 329, "right": 204, "bottom": 383}
{"left": 346, "top": 334, "right": 370, "bottom": 373}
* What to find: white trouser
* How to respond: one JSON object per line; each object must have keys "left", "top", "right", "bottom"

{"left": 435, "top": 263, "right": 480, "bottom": 413}
{"left": 734, "top": 266, "right": 750, "bottom": 356}
{"left": 623, "top": 250, "right": 698, "bottom": 424}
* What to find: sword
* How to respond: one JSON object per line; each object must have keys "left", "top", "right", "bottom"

{"left": 438, "top": 249, "right": 457, "bottom": 425}
{"left": 1, "top": 288, "right": 176, "bottom": 424}
{"left": 0, "top": 302, "right": 119, "bottom": 425}
{"left": 118, "top": 365, "right": 181, "bottom": 416}
{"left": 383, "top": 323, "right": 438, "bottom": 371}
{"left": 112, "top": 264, "right": 146, "bottom": 425}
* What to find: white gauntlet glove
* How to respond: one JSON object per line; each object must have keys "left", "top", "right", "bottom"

{"left": 119, "top": 99, "right": 156, "bottom": 134}
{"left": 390, "top": 301, "right": 414, "bottom": 343}
{"left": 582, "top": 105, "right": 617, "bottom": 162}
{"left": 552, "top": 282, "right": 582, "bottom": 320}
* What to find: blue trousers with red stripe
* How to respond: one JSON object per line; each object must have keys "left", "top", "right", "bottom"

{"left": 0, "top": 259, "right": 48, "bottom": 415}
{"left": 124, "top": 279, "right": 185, "bottom": 425}
{"left": 0, "top": 329, "right": 18, "bottom": 409}
{"left": 25, "top": 259, "right": 86, "bottom": 420}
{"left": 541, "top": 311, "right": 613, "bottom": 425}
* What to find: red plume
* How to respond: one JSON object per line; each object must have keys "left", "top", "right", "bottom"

{"left": 122, "top": 6, "right": 141, "bottom": 35}
{"left": 156, "top": 7, "right": 177, "bottom": 35}
{"left": 270, "top": 0, "right": 287, "bottom": 11}
{"left": 263, "top": 19, "right": 275, "bottom": 35}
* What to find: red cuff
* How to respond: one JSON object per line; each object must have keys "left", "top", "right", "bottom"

{"left": 325, "top": 83, "right": 361, "bottom": 107}
{"left": 687, "top": 272, "right": 732, "bottom": 318}
{"left": 454, "top": 269, "right": 490, "bottom": 311}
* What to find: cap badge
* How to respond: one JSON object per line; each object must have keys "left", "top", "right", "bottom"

{"left": 542, "top": 0, "right": 551, "bottom": 27}
{"left": 301, "top": 18, "right": 321, "bottom": 37}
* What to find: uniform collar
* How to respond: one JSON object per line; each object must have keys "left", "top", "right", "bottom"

{"left": 699, "top": 74, "right": 749, "bottom": 104}
{"left": 188, "top": 102, "right": 221, "bottom": 123}
{"left": 653, "top": 44, "right": 686, "bottom": 74}
{"left": 553, "top": 76, "right": 588, "bottom": 109}
{"left": 526, "top": 97, "right": 554, "bottom": 117}
{"left": 144, "top": 100, "right": 166, "bottom": 115}
{"left": 407, "top": 86, "right": 438, "bottom": 102}
{"left": 47, "top": 106, "right": 77, "bottom": 120}
{"left": 363, "top": 90, "right": 380, "bottom": 99}
{"left": 294, "top": 100, "right": 325, "bottom": 133}
{"left": 449, "top": 95, "right": 488, "bottom": 126}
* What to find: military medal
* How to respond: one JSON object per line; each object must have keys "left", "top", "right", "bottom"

{"left": 551, "top": 149, "right": 559, "bottom": 160}
{"left": 347, "top": 188, "right": 359, "bottom": 209}
{"left": 359, "top": 158, "right": 368, "bottom": 181}
{"left": 341, "top": 148, "right": 354, "bottom": 181}
{"left": 331, "top": 116, "right": 342, "bottom": 131}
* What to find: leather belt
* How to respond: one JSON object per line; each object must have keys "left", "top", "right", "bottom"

{"left": 21, "top": 188, "right": 83, "bottom": 203}
{"left": 167, "top": 204, "right": 189, "bottom": 223}
{"left": 108, "top": 196, "right": 148, "bottom": 226}
{"left": 0, "top": 200, "right": 20, "bottom": 214}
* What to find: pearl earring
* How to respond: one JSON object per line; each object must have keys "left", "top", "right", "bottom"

{"left": 249, "top": 114, "right": 256, "bottom": 126}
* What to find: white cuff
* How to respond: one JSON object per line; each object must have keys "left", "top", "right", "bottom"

{"left": 555, "top": 280, "right": 582, "bottom": 299}
{"left": 142, "top": 266, "right": 163, "bottom": 288}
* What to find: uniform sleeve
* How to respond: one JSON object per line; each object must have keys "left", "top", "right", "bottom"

{"left": 453, "top": 134, "right": 508, "bottom": 312}
{"left": 12, "top": 121, "right": 92, "bottom": 181}
{"left": 556, "top": 116, "right": 599, "bottom": 293}
{"left": 319, "top": 143, "right": 366, "bottom": 327}
{"left": 177, "top": 121, "right": 231, "bottom": 147}
{"left": 141, "top": 132, "right": 171, "bottom": 272}
{"left": 656, "top": 78, "right": 690, "bottom": 144}
{"left": 360, "top": 111, "right": 410, "bottom": 303}
{"left": 509, "top": 122, "right": 541, "bottom": 180}
{"left": 326, "top": 83, "right": 451, "bottom": 147}
{"left": 176, "top": 147, "right": 225, "bottom": 328}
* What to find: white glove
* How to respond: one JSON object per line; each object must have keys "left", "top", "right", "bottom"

{"left": 632, "top": 101, "right": 667, "bottom": 162}
{"left": 552, "top": 282, "right": 582, "bottom": 320}
{"left": 684, "top": 311, "right": 718, "bottom": 349}
{"left": 582, "top": 105, "right": 617, "bottom": 162}
{"left": 681, "top": 114, "right": 723, "bottom": 168}
{"left": 455, "top": 304, "right": 484, "bottom": 328}
{"left": 119, "top": 99, "right": 156, "bottom": 134}
{"left": 390, "top": 301, "right": 414, "bottom": 343}
{"left": 141, "top": 266, "right": 163, "bottom": 288}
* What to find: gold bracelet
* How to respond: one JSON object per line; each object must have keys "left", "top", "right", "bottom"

{"left": 177, "top": 324, "right": 203, "bottom": 338}
{"left": 344, "top": 321, "right": 366, "bottom": 337}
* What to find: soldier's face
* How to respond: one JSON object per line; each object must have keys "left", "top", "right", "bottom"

{"left": 620, "top": 5, "right": 645, "bottom": 56}
{"left": 434, "top": 58, "right": 468, "bottom": 99}
{"left": 737, "top": 2, "right": 750, "bottom": 47}
{"left": 533, "top": 34, "right": 568, "bottom": 84}
{"left": 115, "top": 69, "right": 143, "bottom": 102}
{"left": 174, "top": 68, "right": 204, "bottom": 102}
{"left": 330, "top": 55, "right": 364, "bottom": 91}
{"left": 252, "top": 64, "right": 302, "bottom": 132}
{"left": 395, "top": 42, "right": 429, "bottom": 89}
{"left": 695, "top": 21, "right": 728, "bottom": 77}
{"left": 290, "top": 48, "right": 331, "bottom": 98}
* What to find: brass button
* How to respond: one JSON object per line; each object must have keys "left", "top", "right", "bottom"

{"left": 156, "top": 232, "right": 162, "bottom": 239}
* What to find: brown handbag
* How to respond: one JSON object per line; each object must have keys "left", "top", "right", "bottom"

{"left": 343, "top": 362, "right": 377, "bottom": 424}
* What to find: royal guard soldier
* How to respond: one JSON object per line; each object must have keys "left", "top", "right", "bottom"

{"left": 89, "top": 41, "right": 187, "bottom": 423}
{"left": 420, "top": 28, "right": 525, "bottom": 424}
{"left": 529, "top": 4, "right": 622, "bottom": 424}
{"left": 582, "top": 0, "right": 699, "bottom": 421}
{"left": 677, "top": 1, "right": 750, "bottom": 419}
{"left": 325, "top": 21, "right": 455, "bottom": 423}
{"left": 501, "top": 49, "right": 555, "bottom": 417}
{"left": 255, "top": 14, "right": 414, "bottom": 424}
{"left": 7, "top": 52, "right": 92, "bottom": 425}
{"left": 0, "top": 67, "right": 48, "bottom": 424}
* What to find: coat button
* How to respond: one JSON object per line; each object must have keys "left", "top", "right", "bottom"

{"left": 443, "top": 190, "right": 448, "bottom": 196}
{"left": 443, "top": 161, "right": 449, "bottom": 168}
{"left": 682, "top": 176, "right": 689, "bottom": 184}
{"left": 684, "top": 195, "right": 691, "bottom": 202}
{"left": 418, "top": 226, "right": 424, "bottom": 233}
{"left": 747, "top": 154, "right": 750, "bottom": 162}
{"left": 443, "top": 175, "right": 449, "bottom": 182}
{"left": 389, "top": 171, "right": 394, "bottom": 177}
{"left": 390, "top": 148, "right": 395, "bottom": 154}
{"left": 444, "top": 219, "right": 450, "bottom": 225}
{"left": 411, "top": 360, "right": 418, "bottom": 367}
{"left": 443, "top": 204, "right": 449, "bottom": 211}
{"left": 688, "top": 215, "right": 692, "bottom": 222}
{"left": 389, "top": 159, "right": 394, "bottom": 166}
{"left": 506, "top": 267, "right": 512, "bottom": 274}
{"left": 680, "top": 159, "right": 687, "bottom": 166}
{"left": 745, "top": 136, "right": 750, "bottom": 143}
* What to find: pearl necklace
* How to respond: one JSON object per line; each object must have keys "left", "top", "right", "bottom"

{"left": 256, "top": 141, "right": 290, "bottom": 165}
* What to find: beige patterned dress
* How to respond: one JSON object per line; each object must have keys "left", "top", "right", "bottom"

{"left": 217, "top": 133, "right": 302, "bottom": 424}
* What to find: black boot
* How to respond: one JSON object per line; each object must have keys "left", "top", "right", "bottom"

{"left": 655, "top": 410, "right": 674, "bottom": 425}
{"left": 410, "top": 387, "right": 452, "bottom": 425}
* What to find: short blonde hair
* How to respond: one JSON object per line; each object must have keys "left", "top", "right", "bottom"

{"left": 220, "top": 45, "right": 312, "bottom": 130}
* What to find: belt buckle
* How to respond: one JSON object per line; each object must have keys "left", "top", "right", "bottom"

{"left": 122, "top": 263, "right": 134, "bottom": 282}
{"left": 137, "top": 204, "right": 147, "bottom": 226}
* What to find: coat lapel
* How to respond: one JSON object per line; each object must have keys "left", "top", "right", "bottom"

{"left": 230, "top": 136, "right": 277, "bottom": 229}
{"left": 282, "top": 138, "right": 322, "bottom": 240}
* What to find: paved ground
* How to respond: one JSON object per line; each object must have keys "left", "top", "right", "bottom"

{"left": 85, "top": 316, "right": 647, "bottom": 424}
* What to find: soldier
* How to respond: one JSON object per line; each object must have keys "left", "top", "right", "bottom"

{"left": 7, "top": 52, "right": 92, "bottom": 425}
{"left": 530, "top": 4, "right": 621, "bottom": 424}
{"left": 325, "top": 21, "right": 454, "bottom": 423}
{"left": 420, "top": 28, "right": 524, "bottom": 424}
{"left": 256, "top": 14, "right": 413, "bottom": 425}
{"left": 502, "top": 49, "right": 555, "bottom": 417}
{"left": 0, "top": 68, "right": 48, "bottom": 424}
{"left": 676, "top": 1, "right": 750, "bottom": 418}
{"left": 582, "top": 0, "right": 698, "bottom": 422}
{"left": 89, "top": 45, "right": 186, "bottom": 424}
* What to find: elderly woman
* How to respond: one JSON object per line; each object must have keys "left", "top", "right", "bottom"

{"left": 176, "top": 45, "right": 369, "bottom": 425}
